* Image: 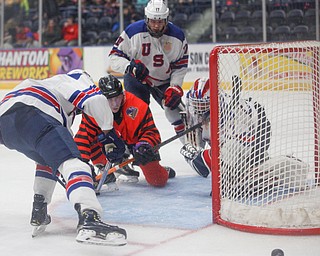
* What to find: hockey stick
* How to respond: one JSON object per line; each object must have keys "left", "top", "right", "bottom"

{"left": 95, "top": 161, "right": 112, "bottom": 192}
{"left": 56, "top": 163, "right": 113, "bottom": 193}
{"left": 57, "top": 176, "right": 66, "bottom": 189}
{"left": 95, "top": 120, "right": 204, "bottom": 181}
{"left": 145, "top": 75, "right": 186, "bottom": 111}
{"left": 230, "top": 75, "right": 242, "bottom": 110}
{"left": 145, "top": 74, "right": 169, "bottom": 86}
{"left": 225, "top": 75, "right": 242, "bottom": 133}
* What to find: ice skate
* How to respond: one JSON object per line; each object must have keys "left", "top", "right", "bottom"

{"left": 115, "top": 164, "right": 139, "bottom": 183}
{"left": 94, "top": 172, "right": 119, "bottom": 193}
{"left": 76, "top": 209, "right": 127, "bottom": 246}
{"left": 30, "top": 194, "right": 51, "bottom": 237}
{"left": 164, "top": 166, "right": 176, "bottom": 178}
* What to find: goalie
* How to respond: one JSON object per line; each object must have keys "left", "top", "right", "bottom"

{"left": 180, "top": 78, "right": 312, "bottom": 197}
{"left": 180, "top": 77, "right": 272, "bottom": 179}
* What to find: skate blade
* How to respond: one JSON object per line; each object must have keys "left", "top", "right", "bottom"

{"left": 32, "top": 225, "right": 48, "bottom": 238}
{"left": 95, "top": 183, "right": 119, "bottom": 195}
{"left": 76, "top": 229, "right": 127, "bottom": 246}
{"left": 116, "top": 175, "right": 139, "bottom": 183}
{"left": 95, "top": 183, "right": 119, "bottom": 194}
{"left": 105, "top": 182, "right": 119, "bottom": 191}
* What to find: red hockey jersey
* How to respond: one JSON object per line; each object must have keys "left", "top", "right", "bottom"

{"left": 74, "top": 91, "right": 161, "bottom": 166}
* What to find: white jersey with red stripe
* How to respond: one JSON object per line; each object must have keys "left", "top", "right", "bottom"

{"left": 0, "top": 73, "right": 113, "bottom": 133}
{"left": 109, "top": 20, "right": 188, "bottom": 87}
{"left": 182, "top": 91, "right": 271, "bottom": 178}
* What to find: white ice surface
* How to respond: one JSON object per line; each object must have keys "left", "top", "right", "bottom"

{"left": 0, "top": 90, "right": 319, "bottom": 255}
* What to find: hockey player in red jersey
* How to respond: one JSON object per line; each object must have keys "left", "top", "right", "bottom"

{"left": 108, "top": 0, "right": 188, "bottom": 143}
{"left": 74, "top": 74, "right": 175, "bottom": 188}
{"left": 0, "top": 70, "right": 127, "bottom": 245}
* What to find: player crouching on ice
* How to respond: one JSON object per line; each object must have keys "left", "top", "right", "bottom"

{"left": 74, "top": 74, "right": 175, "bottom": 189}
{"left": 180, "top": 78, "right": 311, "bottom": 197}
{"left": 0, "top": 70, "right": 127, "bottom": 245}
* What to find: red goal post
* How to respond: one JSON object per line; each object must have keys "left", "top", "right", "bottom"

{"left": 209, "top": 41, "right": 320, "bottom": 235}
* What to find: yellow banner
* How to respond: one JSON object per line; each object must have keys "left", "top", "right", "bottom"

{"left": 0, "top": 47, "right": 83, "bottom": 88}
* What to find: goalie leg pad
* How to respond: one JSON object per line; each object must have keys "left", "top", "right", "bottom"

{"left": 190, "top": 149, "right": 211, "bottom": 178}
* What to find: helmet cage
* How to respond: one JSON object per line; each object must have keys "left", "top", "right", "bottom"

{"left": 188, "top": 97, "right": 210, "bottom": 116}
{"left": 187, "top": 78, "right": 210, "bottom": 116}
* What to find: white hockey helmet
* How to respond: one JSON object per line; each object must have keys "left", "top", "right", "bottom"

{"left": 187, "top": 78, "right": 210, "bottom": 115}
{"left": 145, "top": 0, "right": 169, "bottom": 38}
{"left": 67, "top": 69, "right": 95, "bottom": 87}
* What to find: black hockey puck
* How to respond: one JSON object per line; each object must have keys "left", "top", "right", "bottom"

{"left": 271, "top": 249, "right": 284, "bottom": 256}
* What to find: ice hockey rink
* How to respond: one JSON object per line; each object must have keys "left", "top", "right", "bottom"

{"left": 0, "top": 90, "right": 319, "bottom": 256}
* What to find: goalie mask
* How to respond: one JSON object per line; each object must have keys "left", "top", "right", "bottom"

{"left": 98, "top": 74, "right": 123, "bottom": 99}
{"left": 186, "top": 78, "right": 210, "bottom": 116}
{"left": 145, "top": 0, "right": 169, "bottom": 38}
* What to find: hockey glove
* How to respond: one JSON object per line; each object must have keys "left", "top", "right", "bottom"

{"left": 180, "top": 143, "right": 198, "bottom": 161}
{"left": 126, "top": 59, "right": 149, "bottom": 83}
{"left": 98, "top": 128, "right": 125, "bottom": 163}
{"left": 164, "top": 85, "right": 183, "bottom": 110}
{"left": 133, "top": 142, "right": 156, "bottom": 166}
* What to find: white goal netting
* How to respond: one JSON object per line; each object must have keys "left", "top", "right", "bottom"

{"left": 210, "top": 41, "right": 320, "bottom": 233}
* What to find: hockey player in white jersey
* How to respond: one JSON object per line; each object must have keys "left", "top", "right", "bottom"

{"left": 180, "top": 77, "right": 272, "bottom": 180}
{"left": 109, "top": 0, "right": 188, "bottom": 141}
{"left": 0, "top": 70, "right": 127, "bottom": 246}
{"left": 180, "top": 78, "right": 311, "bottom": 197}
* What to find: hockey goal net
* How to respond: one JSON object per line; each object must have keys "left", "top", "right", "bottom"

{"left": 209, "top": 41, "right": 320, "bottom": 235}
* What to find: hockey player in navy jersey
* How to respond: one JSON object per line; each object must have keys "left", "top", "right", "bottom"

{"left": 108, "top": 0, "right": 189, "bottom": 142}
{"left": 0, "top": 70, "right": 127, "bottom": 246}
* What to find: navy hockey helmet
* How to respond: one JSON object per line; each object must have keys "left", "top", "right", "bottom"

{"left": 98, "top": 74, "right": 123, "bottom": 99}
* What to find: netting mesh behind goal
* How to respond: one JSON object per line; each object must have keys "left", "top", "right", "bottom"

{"left": 209, "top": 41, "right": 320, "bottom": 235}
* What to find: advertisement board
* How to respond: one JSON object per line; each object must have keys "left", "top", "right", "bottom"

{"left": 0, "top": 44, "right": 213, "bottom": 89}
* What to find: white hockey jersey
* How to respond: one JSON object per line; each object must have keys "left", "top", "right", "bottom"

{"left": 109, "top": 20, "right": 188, "bottom": 87}
{"left": 0, "top": 73, "right": 114, "bottom": 133}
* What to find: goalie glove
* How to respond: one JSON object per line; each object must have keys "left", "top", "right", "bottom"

{"left": 126, "top": 59, "right": 149, "bottom": 83}
{"left": 180, "top": 143, "right": 198, "bottom": 161}
{"left": 180, "top": 143, "right": 210, "bottom": 178}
